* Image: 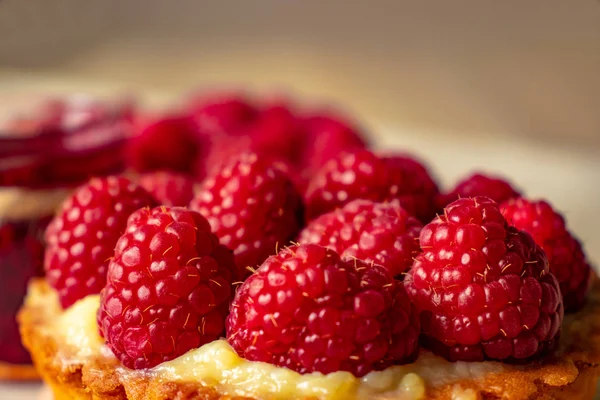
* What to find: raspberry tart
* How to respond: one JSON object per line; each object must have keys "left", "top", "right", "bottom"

{"left": 20, "top": 189, "right": 600, "bottom": 399}
{"left": 16, "top": 94, "right": 600, "bottom": 399}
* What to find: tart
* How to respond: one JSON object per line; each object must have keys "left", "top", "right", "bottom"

{"left": 19, "top": 276, "right": 600, "bottom": 400}
{"left": 15, "top": 95, "right": 599, "bottom": 399}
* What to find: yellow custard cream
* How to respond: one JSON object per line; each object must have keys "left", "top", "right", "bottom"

{"left": 57, "top": 296, "right": 503, "bottom": 400}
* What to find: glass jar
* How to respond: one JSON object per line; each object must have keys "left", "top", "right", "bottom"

{"left": 0, "top": 95, "right": 132, "bottom": 374}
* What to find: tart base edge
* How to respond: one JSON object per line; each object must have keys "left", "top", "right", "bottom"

{"left": 19, "top": 278, "right": 600, "bottom": 400}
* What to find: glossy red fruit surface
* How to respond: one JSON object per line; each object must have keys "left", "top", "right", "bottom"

{"left": 501, "top": 198, "right": 592, "bottom": 312}
{"left": 299, "top": 199, "right": 422, "bottom": 277}
{"left": 227, "top": 244, "right": 420, "bottom": 377}
{"left": 44, "top": 176, "right": 156, "bottom": 308}
{"left": 305, "top": 149, "right": 439, "bottom": 222}
{"left": 405, "top": 197, "right": 563, "bottom": 362}
{"left": 98, "top": 206, "right": 237, "bottom": 369}
{"left": 190, "top": 153, "right": 304, "bottom": 279}
{"left": 438, "top": 173, "right": 520, "bottom": 209}
{"left": 139, "top": 171, "right": 198, "bottom": 207}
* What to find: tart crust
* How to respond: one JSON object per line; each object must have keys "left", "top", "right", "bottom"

{"left": 19, "top": 278, "right": 600, "bottom": 400}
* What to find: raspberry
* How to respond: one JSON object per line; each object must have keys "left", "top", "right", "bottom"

{"left": 199, "top": 138, "right": 304, "bottom": 195}
{"left": 127, "top": 114, "right": 204, "bottom": 175}
{"left": 405, "top": 197, "right": 564, "bottom": 362}
{"left": 98, "top": 206, "right": 236, "bottom": 369}
{"left": 138, "top": 171, "right": 198, "bottom": 207}
{"left": 199, "top": 135, "right": 254, "bottom": 178}
{"left": 501, "top": 198, "right": 592, "bottom": 312}
{"left": 44, "top": 176, "right": 156, "bottom": 308}
{"left": 189, "top": 153, "right": 304, "bottom": 279}
{"left": 300, "top": 112, "right": 367, "bottom": 173}
{"left": 304, "top": 149, "right": 439, "bottom": 222}
{"left": 226, "top": 244, "right": 420, "bottom": 377}
{"left": 298, "top": 200, "right": 422, "bottom": 277}
{"left": 438, "top": 173, "right": 520, "bottom": 209}
{"left": 199, "top": 104, "right": 302, "bottom": 178}
{"left": 245, "top": 104, "right": 304, "bottom": 166}
{"left": 188, "top": 93, "right": 258, "bottom": 136}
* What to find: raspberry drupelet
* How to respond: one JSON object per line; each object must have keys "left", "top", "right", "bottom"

{"left": 97, "top": 206, "right": 237, "bottom": 369}
{"left": 44, "top": 176, "right": 156, "bottom": 308}
{"left": 298, "top": 199, "right": 422, "bottom": 277}
{"left": 304, "top": 149, "right": 439, "bottom": 223}
{"left": 438, "top": 173, "right": 520, "bottom": 209}
{"left": 226, "top": 244, "right": 420, "bottom": 377}
{"left": 405, "top": 197, "right": 564, "bottom": 362}
{"left": 501, "top": 198, "right": 592, "bottom": 312}
{"left": 138, "top": 170, "right": 198, "bottom": 207}
{"left": 189, "top": 152, "right": 304, "bottom": 279}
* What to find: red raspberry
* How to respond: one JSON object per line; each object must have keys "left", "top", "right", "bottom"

{"left": 127, "top": 114, "right": 204, "bottom": 175}
{"left": 304, "top": 149, "right": 439, "bottom": 222}
{"left": 245, "top": 104, "right": 304, "bottom": 166}
{"left": 98, "top": 206, "right": 236, "bottom": 369}
{"left": 226, "top": 244, "right": 420, "bottom": 377}
{"left": 189, "top": 153, "right": 304, "bottom": 279}
{"left": 405, "top": 197, "right": 564, "bottom": 362}
{"left": 300, "top": 112, "right": 367, "bottom": 173}
{"left": 188, "top": 92, "right": 258, "bottom": 136}
{"left": 44, "top": 176, "right": 156, "bottom": 308}
{"left": 138, "top": 171, "right": 198, "bottom": 207}
{"left": 199, "top": 104, "right": 302, "bottom": 177}
{"left": 438, "top": 173, "right": 520, "bottom": 209}
{"left": 199, "top": 135, "right": 254, "bottom": 178}
{"left": 199, "top": 138, "right": 304, "bottom": 195}
{"left": 501, "top": 198, "right": 592, "bottom": 312}
{"left": 298, "top": 200, "right": 422, "bottom": 277}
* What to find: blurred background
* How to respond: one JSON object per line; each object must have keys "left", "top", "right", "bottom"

{"left": 0, "top": 1, "right": 599, "bottom": 398}
{"left": 1, "top": 0, "right": 599, "bottom": 146}
{"left": 1, "top": 2, "right": 599, "bottom": 247}
{"left": 1, "top": 0, "right": 599, "bottom": 258}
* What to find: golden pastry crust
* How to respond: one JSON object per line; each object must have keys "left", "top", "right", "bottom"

{"left": 19, "top": 278, "right": 600, "bottom": 400}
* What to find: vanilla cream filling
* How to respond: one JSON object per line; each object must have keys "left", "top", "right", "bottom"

{"left": 0, "top": 187, "right": 69, "bottom": 220}
{"left": 56, "top": 296, "right": 503, "bottom": 400}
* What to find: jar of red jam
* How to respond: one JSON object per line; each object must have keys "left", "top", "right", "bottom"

{"left": 0, "top": 95, "right": 132, "bottom": 378}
